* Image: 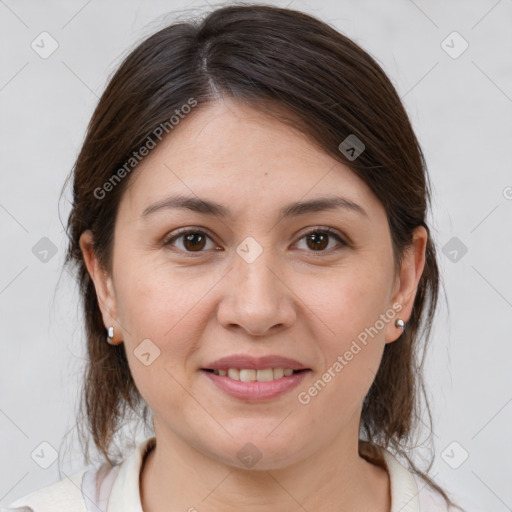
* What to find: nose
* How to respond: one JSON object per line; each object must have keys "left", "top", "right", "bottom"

{"left": 216, "top": 249, "right": 297, "bottom": 337}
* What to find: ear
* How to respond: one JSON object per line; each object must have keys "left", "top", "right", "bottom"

{"left": 385, "top": 225, "right": 428, "bottom": 344}
{"left": 79, "top": 230, "right": 122, "bottom": 345}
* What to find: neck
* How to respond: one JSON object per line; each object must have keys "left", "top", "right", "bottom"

{"left": 139, "top": 431, "right": 390, "bottom": 512}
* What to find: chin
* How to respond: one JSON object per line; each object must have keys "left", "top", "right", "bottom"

{"left": 201, "top": 431, "right": 308, "bottom": 471}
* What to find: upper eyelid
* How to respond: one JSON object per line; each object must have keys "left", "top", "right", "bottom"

{"left": 163, "top": 227, "right": 216, "bottom": 244}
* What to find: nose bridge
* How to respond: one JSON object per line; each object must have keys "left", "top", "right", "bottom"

{"left": 217, "top": 235, "right": 295, "bottom": 334}
{"left": 237, "top": 244, "right": 276, "bottom": 293}
{"left": 234, "top": 235, "right": 281, "bottom": 305}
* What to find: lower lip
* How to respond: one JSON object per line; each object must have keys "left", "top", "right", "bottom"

{"left": 201, "top": 370, "right": 310, "bottom": 402}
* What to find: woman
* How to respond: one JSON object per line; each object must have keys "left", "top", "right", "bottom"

{"left": 3, "top": 4, "right": 465, "bottom": 511}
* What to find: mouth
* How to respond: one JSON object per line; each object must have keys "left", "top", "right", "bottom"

{"left": 201, "top": 367, "right": 308, "bottom": 382}
{"left": 200, "top": 354, "right": 311, "bottom": 401}
{"left": 200, "top": 359, "right": 311, "bottom": 401}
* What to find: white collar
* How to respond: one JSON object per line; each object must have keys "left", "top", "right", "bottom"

{"left": 108, "top": 436, "right": 420, "bottom": 512}
{"left": 107, "top": 436, "right": 155, "bottom": 512}
{"left": 381, "top": 448, "right": 421, "bottom": 511}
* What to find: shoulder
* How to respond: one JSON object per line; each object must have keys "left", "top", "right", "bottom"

{"left": 2, "top": 436, "right": 155, "bottom": 512}
{"left": 1, "top": 462, "right": 120, "bottom": 512}
{"left": 412, "top": 474, "right": 461, "bottom": 512}
{"left": 378, "top": 446, "right": 459, "bottom": 512}
{"left": 1, "top": 468, "right": 88, "bottom": 512}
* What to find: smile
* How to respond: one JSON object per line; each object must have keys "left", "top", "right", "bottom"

{"left": 206, "top": 368, "right": 303, "bottom": 381}
{"left": 201, "top": 368, "right": 310, "bottom": 402}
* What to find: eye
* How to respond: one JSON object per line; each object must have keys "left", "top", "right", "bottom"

{"left": 295, "top": 228, "right": 347, "bottom": 253}
{"left": 163, "top": 229, "right": 218, "bottom": 253}
{"left": 163, "top": 227, "right": 348, "bottom": 255}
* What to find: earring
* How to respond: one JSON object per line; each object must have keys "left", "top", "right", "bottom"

{"left": 107, "top": 326, "right": 115, "bottom": 344}
{"left": 395, "top": 318, "right": 406, "bottom": 331}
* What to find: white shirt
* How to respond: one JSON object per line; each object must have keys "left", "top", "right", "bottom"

{"left": 2, "top": 436, "right": 457, "bottom": 512}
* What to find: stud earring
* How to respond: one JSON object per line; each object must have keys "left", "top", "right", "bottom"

{"left": 106, "top": 326, "right": 115, "bottom": 344}
{"left": 395, "top": 318, "right": 406, "bottom": 331}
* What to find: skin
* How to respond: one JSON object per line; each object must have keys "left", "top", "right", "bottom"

{"left": 80, "top": 97, "right": 427, "bottom": 512}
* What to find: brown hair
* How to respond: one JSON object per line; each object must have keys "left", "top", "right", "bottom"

{"left": 61, "top": 3, "right": 463, "bottom": 509}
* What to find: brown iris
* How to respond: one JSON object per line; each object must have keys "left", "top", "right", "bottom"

{"left": 182, "top": 232, "right": 207, "bottom": 251}
{"left": 305, "top": 232, "right": 329, "bottom": 251}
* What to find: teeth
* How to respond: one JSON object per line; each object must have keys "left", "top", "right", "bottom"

{"left": 273, "top": 368, "right": 284, "bottom": 379}
{"left": 240, "top": 369, "right": 256, "bottom": 382}
{"left": 227, "top": 368, "right": 240, "bottom": 380}
{"left": 256, "top": 368, "right": 274, "bottom": 381}
{"left": 212, "top": 368, "right": 300, "bottom": 381}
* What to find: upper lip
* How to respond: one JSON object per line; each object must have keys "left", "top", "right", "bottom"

{"left": 202, "top": 354, "right": 310, "bottom": 371}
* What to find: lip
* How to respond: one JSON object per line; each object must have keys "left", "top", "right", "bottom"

{"left": 201, "top": 368, "right": 311, "bottom": 402}
{"left": 202, "top": 354, "right": 310, "bottom": 371}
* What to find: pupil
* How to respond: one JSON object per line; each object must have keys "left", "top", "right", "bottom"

{"left": 308, "top": 233, "right": 328, "bottom": 251}
{"left": 184, "top": 233, "right": 205, "bottom": 251}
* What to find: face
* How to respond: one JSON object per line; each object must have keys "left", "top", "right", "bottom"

{"left": 81, "top": 98, "right": 426, "bottom": 470}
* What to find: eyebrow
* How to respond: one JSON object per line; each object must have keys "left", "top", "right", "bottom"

{"left": 141, "top": 194, "right": 368, "bottom": 221}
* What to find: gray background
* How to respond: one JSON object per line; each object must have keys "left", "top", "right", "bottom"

{"left": 1, "top": 1, "right": 511, "bottom": 511}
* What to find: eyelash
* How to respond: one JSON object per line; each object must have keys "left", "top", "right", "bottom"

{"left": 162, "top": 227, "right": 348, "bottom": 256}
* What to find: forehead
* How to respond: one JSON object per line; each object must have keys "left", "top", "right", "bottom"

{"left": 117, "top": 99, "right": 383, "bottom": 222}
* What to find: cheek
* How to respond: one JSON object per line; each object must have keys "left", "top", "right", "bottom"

{"left": 295, "top": 260, "right": 391, "bottom": 345}
{"left": 113, "top": 258, "right": 220, "bottom": 400}
{"left": 114, "top": 253, "right": 210, "bottom": 339}
{"left": 293, "top": 264, "right": 390, "bottom": 404}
